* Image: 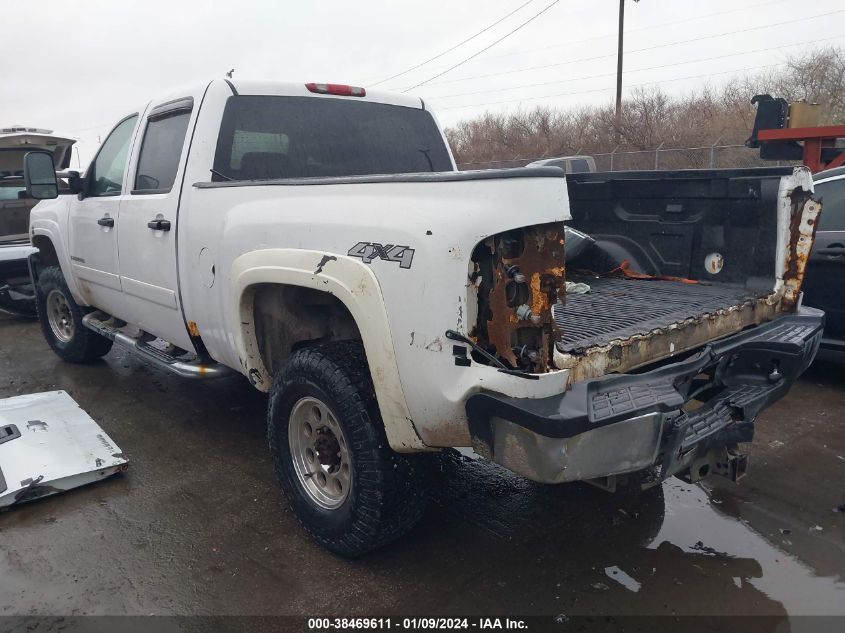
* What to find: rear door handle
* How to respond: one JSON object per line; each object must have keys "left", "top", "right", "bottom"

{"left": 147, "top": 219, "right": 171, "bottom": 231}
{"left": 818, "top": 243, "right": 845, "bottom": 255}
{"left": 97, "top": 216, "right": 114, "bottom": 227}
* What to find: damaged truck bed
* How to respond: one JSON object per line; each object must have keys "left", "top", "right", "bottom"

{"left": 485, "top": 167, "right": 820, "bottom": 381}
{"left": 466, "top": 165, "right": 822, "bottom": 486}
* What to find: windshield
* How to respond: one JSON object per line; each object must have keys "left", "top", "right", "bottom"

{"left": 212, "top": 96, "right": 453, "bottom": 181}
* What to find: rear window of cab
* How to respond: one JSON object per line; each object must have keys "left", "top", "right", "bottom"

{"left": 212, "top": 95, "right": 452, "bottom": 181}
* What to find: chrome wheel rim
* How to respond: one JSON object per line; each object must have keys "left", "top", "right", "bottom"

{"left": 288, "top": 396, "right": 351, "bottom": 509}
{"left": 46, "top": 289, "right": 74, "bottom": 343}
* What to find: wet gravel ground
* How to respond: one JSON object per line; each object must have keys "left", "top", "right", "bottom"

{"left": 0, "top": 312, "right": 843, "bottom": 623}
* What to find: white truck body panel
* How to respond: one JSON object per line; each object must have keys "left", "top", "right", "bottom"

{"left": 175, "top": 80, "right": 572, "bottom": 448}
{"left": 0, "top": 390, "right": 128, "bottom": 508}
{"left": 211, "top": 175, "right": 571, "bottom": 448}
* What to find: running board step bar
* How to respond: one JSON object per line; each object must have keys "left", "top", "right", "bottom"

{"left": 82, "top": 312, "right": 233, "bottom": 379}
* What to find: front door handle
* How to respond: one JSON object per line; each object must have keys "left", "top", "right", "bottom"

{"left": 147, "top": 219, "right": 172, "bottom": 231}
{"left": 97, "top": 216, "right": 114, "bottom": 227}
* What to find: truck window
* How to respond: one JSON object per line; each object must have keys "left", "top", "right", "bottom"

{"left": 0, "top": 185, "right": 24, "bottom": 201}
{"left": 231, "top": 131, "right": 289, "bottom": 169}
{"left": 133, "top": 109, "right": 192, "bottom": 193}
{"left": 568, "top": 158, "right": 591, "bottom": 174}
{"left": 88, "top": 115, "right": 138, "bottom": 197}
{"left": 814, "top": 178, "right": 845, "bottom": 231}
{"left": 212, "top": 96, "right": 452, "bottom": 180}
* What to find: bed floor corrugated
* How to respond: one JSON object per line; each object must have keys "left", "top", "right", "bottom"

{"left": 553, "top": 277, "right": 763, "bottom": 354}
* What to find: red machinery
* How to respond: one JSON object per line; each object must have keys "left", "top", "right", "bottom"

{"left": 746, "top": 94, "right": 845, "bottom": 173}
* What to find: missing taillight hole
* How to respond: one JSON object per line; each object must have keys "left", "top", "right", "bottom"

{"left": 469, "top": 223, "right": 565, "bottom": 372}
{"left": 497, "top": 229, "right": 525, "bottom": 259}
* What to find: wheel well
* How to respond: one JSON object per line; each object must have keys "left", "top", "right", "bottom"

{"left": 251, "top": 284, "right": 362, "bottom": 376}
{"left": 31, "top": 235, "right": 59, "bottom": 279}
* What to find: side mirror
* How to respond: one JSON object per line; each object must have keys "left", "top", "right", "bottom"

{"left": 23, "top": 151, "right": 59, "bottom": 199}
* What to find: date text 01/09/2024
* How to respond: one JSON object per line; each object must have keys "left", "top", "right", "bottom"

{"left": 307, "top": 617, "right": 529, "bottom": 630}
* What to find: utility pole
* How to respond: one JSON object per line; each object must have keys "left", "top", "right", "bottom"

{"left": 615, "top": 0, "right": 638, "bottom": 144}
{"left": 615, "top": 0, "right": 625, "bottom": 143}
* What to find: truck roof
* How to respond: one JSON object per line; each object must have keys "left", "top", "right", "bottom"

{"left": 140, "top": 79, "right": 426, "bottom": 123}
{"left": 223, "top": 79, "right": 425, "bottom": 110}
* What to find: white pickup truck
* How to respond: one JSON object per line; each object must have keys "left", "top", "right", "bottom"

{"left": 22, "top": 79, "right": 823, "bottom": 556}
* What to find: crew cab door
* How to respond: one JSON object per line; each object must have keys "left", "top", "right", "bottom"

{"left": 67, "top": 114, "right": 139, "bottom": 317}
{"left": 804, "top": 174, "right": 845, "bottom": 346}
{"left": 117, "top": 97, "right": 195, "bottom": 351}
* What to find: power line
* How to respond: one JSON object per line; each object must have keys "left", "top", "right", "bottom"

{"left": 381, "top": 0, "right": 788, "bottom": 88}
{"left": 402, "top": 0, "right": 562, "bottom": 92}
{"left": 466, "top": 0, "right": 790, "bottom": 67}
{"left": 436, "top": 62, "right": 785, "bottom": 111}
{"left": 369, "top": 0, "right": 536, "bottom": 87}
{"left": 64, "top": 123, "right": 110, "bottom": 135}
{"left": 430, "top": 34, "right": 845, "bottom": 100}
{"left": 408, "top": 8, "right": 845, "bottom": 90}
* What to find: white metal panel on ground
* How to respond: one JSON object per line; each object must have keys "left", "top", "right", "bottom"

{"left": 0, "top": 390, "right": 127, "bottom": 508}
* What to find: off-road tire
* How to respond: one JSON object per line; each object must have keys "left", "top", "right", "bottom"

{"left": 36, "top": 266, "right": 113, "bottom": 362}
{"left": 268, "top": 340, "right": 427, "bottom": 557}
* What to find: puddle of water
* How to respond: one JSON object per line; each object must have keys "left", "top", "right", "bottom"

{"left": 649, "top": 479, "right": 845, "bottom": 617}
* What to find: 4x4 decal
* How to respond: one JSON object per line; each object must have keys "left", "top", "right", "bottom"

{"left": 347, "top": 242, "right": 415, "bottom": 269}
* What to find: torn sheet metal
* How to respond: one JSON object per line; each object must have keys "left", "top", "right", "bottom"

{"left": 0, "top": 390, "right": 127, "bottom": 508}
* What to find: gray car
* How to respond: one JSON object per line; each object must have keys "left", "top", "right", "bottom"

{"left": 803, "top": 166, "right": 845, "bottom": 361}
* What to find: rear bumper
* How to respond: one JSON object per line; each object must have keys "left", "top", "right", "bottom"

{"left": 466, "top": 307, "right": 824, "bottom": 484}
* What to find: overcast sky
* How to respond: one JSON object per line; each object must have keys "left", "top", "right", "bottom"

{"left": 3, "top": 0, "right": 844, "bottom": 165}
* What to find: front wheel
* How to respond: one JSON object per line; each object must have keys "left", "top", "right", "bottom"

{"left": 268, "top": 341, "right": 427, "bottom": 557}
{"left": 36, "top": 266, "right": 113, "bottom": 363}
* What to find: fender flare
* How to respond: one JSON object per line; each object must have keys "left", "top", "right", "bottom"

{"left": 229, "top": 248, "right": 426, "bottom": 452}
{"left": 30, "top": 222, "right": 89, "bottom": 306}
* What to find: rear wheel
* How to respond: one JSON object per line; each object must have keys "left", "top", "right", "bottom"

{"left": 36, "top": 266, "right": 113, "bottom": 362}
{"left": 288, "top": 395, "right": 352, "bottom": 510}
{"left": 268, "top": 341, "right": 427, "bottom": 557}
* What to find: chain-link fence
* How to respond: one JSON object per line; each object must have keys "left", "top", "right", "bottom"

{"left": 456, "top": 144, "right": 794, "bottom": 171}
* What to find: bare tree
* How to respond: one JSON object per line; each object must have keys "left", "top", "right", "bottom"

{"left": 444, "top": 46, "right": 845, "bottom": 167}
